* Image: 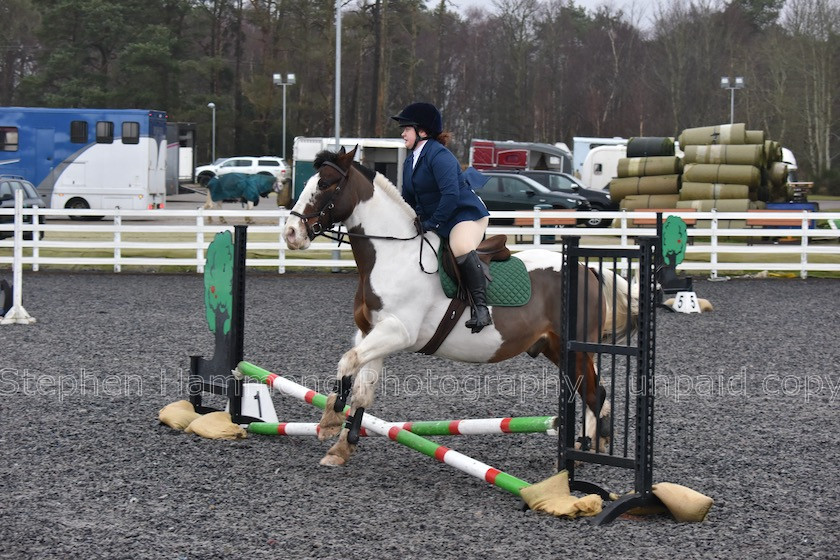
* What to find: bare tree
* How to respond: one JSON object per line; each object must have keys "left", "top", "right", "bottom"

{"left": 782, "top": 0, "right": 838, "bottom": 175}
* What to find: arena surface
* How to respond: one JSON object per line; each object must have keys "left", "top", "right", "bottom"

{"left": 1, "top": 271, "right": 838, "bottom": 559}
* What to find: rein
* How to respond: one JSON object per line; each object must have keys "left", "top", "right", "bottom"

{"left": 318, "top": 227, "right": 438, "bottom": 275}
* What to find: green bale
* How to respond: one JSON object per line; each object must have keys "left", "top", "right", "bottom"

{"left": 617, "top": 156, "right": 682, "bottom": 178}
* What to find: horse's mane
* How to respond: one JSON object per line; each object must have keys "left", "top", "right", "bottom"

{"left": 314, "top": 149, "right": 416, "bottom": 221}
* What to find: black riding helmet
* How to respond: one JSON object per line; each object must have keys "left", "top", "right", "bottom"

{"left": 391, "top": 102, "right": 443, "bottom": 145}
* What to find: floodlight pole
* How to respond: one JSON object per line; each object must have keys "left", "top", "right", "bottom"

{"left": 273, "top": 73, "right": 296, "bottom": 159}
{"left": 335, "top": 0, "right": 342, "bottom": 148}
{"left": 207, "top": 102, "right": 216, "bottom": 162}
{"left": 720, "top": 76, "right": 745, "bottom": 124}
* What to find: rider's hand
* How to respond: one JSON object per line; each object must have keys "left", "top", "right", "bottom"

{"left": 421, "top": 220, "right": 438, "bottom": 232}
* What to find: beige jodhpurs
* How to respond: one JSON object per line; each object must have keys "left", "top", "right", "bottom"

{"left": 448, "top": 216, "right": 490, "bottom": 258}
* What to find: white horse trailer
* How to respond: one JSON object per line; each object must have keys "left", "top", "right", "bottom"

{"left": 291, "top": 137, "right": 407, "bottom": 202}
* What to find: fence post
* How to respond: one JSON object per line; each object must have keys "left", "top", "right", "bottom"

{"left": 800, "top": 211, "right": 809, "bottom": 279}
{"left": 113, "top": 208, "right": 121, "bottom": 273}
{"left": 1, "top": 190, "right": 35, "bottom": 324}
{"left": 620, "top": 209, "right": 628, "bottom": 247}
{"left": 709, "top": 209, "right": 718, "bottom": 280}
{"left": 533, "top": 207, "right": 541, "bottom": 247}
{"left": 31, "top": 205, "right": 40, "bottom": 272}
{"left": 279, "top": 215, "right": 286, "bottom": 274}
{"left": 196, "top": 209, "right": 205, "bottom": 274}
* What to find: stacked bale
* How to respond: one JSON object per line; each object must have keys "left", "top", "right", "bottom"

{"left": 677, "top": 123, "right": 788, "bottom": 228}
{"left": 609, "top": 137, "right": 681, "bottom": 210}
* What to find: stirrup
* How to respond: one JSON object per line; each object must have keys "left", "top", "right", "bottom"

{"left": 465, "top": 305, "right": 492, "bottom": 333}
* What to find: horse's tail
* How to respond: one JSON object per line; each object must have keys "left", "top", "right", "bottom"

{"left": 598, "top": 268, "right": 639, "bottom": 342}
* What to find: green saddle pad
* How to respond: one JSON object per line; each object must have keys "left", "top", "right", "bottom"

{"left": 439, "top": 252, "right": 532, "bottom": 307}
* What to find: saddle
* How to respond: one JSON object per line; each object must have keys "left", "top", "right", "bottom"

{"left": 440, "top": 234, "right": 511, "bottom": 283}
{"left": 417, "top": 235, "right": 530, "bottom": 355}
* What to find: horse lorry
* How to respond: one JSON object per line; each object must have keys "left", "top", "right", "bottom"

{"left": 0, "top": 107, "right": 168, "bottom": 214}
{"left": 468, "top": 139, "right": 573, "bottom": 174}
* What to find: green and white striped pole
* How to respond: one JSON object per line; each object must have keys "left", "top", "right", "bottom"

{"left": 236, "top": 361, "right": 532, "bottom": 497}
{"left": 248, "top": 416, "right": 557, "bottom": 438}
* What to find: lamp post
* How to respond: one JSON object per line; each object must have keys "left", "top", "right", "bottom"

{"left": 272, "top": 73, "right": 296, "bottom": 159}
{"left": 335, "top": 0, "right": 341, "bottom": 149}
{"left": 207, "top": 102, "right": 216, "bottom": 162}
{"left": 719, "top": 76, "right": 745, "bottom": 124}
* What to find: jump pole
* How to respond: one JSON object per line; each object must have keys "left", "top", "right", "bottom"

{"left": 236, "top": 361, "right": 532, "bottom": 497}
{"left": 248, "top": 416, "right": 557, "bottom": 438}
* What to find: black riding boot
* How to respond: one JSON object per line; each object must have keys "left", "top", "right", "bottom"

{"left": 456, "top": 250, "right": 492, "bottom": 333}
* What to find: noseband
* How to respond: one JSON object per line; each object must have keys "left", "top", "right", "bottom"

{"left": 289, "top": 161, "right": 348, "bottom": 240}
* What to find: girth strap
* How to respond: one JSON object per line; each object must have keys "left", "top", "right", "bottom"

{"left": 416, "top": 297, "right": 468, "bottom": 355}
{"left": 417, "top": 247, "right": 469, "bottom": 355}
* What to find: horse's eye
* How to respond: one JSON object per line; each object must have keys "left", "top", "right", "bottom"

{"left": 317, "top": 180, "right": 330, "bottom": 190}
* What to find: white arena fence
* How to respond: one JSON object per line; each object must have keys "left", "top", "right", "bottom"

{"left": 2, "top": 195, "right": 840, "bottom": 280}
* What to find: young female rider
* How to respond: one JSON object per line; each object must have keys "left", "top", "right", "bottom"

{"left": 391, "top": 102, "right": 492, "bottom": 333}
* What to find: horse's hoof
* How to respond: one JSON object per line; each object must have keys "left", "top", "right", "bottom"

{"left": 319, "top": 454, "right": 347, "bottom": 467}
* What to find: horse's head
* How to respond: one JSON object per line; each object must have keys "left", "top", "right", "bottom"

{"left": 285, "top": 146, "right": 371, "bottom": 249}
{"left": 271, "top": 179, "right": 283, "bottom": 196}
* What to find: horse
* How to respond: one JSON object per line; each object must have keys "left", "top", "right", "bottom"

{"left": 283, "top": 147, "right": 638, "bottom": 467}
{"left": 203, "top": 172, "right": 281, "bottom": 224}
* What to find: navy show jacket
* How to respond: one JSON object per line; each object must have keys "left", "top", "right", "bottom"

{"left": 400, "top": 139, "right": 489, "bottom": 237}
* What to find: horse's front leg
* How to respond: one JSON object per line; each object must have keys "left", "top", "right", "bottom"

{"left": 320, "top": 357, "right": 383, "bottom": 466}
{"left": 244, "top": 201, "right": 255, "bottom": 224}
{"left": 576, "top": 352, "right": 611, "bottom": 453}
{"left": 203, "top": 193, "right": 215, "bottom": 224}
{"left": 319, "top": 315, "right": 413, "bottom": 466}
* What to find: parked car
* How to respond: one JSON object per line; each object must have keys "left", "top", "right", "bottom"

{"left": 0, "top": 176, "right": 45, "bottom": 240}
{"left": 478, "top": 172, "right": 591, "bottom": 225}
{"left": 488, "top": 169, "right": 617, "bottom": 227}
{"left": 195, "top": 156, "right": 288, "bottom": 186}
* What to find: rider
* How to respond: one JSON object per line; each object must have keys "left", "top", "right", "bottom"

{"left": 391, "top": 102, "right": 492, "bottom": 333}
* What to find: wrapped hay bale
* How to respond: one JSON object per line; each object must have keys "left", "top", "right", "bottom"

{"left": 682, "top": 144, "right": 765, "bottom": 167}
{"left": 619, "top": 194, "right": 680, "bottom": 210}
{"left": 678, "top": 123, "right": 746, "bottom": 146}
{"left": 680, "top": 182, "right": 749, "bottom": 200}
{"left": 617, "top": 156, "right": 682, "bottom": 178}
{"left": 745, "top": 130, "right": 766, "bottom": 144}
{"left": 158, "top": 400, "right": 201, "bottom": 431}
{"left": 676, "top": 199, "right": 751, "bottom": 212}
{"left": 626, "top": 136, "right": 675, "bottom": 158}
{"left": 764, "top": 140, "right": 782, "bottom": 164}
{"left": 683, "top": 163, "right": 761, "bottom": 189}
{"left": 768, "top": 162, "right": 788, "bottom": 187}
{"left": 609, "top": 174, "right": 681, "bottom": 203}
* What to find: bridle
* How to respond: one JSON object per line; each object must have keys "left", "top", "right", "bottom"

{"left": 288, "top": 160, "right": 438, "bottom": 273}
{"left": 289, "top": 161, "right": 349, "bottom": 241}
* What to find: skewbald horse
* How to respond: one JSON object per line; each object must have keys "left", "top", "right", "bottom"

{"left": 283, "top": 147, "right": 638, "bottom": 466}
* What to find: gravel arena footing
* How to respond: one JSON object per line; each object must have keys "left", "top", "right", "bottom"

{"left": 1, "top": 271, "right": 839, "bottom": 559}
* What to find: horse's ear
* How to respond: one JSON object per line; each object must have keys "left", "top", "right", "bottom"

{"left": 337, "top": 145, "right": 358, "bottom": 171}
{"left": 338, "top": 146, "right": 346, "bottom": 155}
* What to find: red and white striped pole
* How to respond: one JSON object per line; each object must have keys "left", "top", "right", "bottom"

{"left": 236, "top": 361, "right": 533, "bottom": 497}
